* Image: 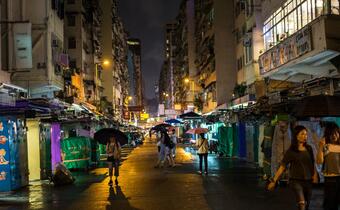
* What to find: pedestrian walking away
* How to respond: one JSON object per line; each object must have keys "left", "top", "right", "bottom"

{"left": 196, "top": 133, "right": 209, "bottom": 175}
{"left": 164, "top": 131, "right": 175, "bottom": 167}
{"left": 267, "top": 125, "right": 318, "bottom": 210}
{"left": 106, "top": 136, "right": 121, "bottom": 186}
{"left": 316, "top": 123, "right": 340, "bottom": 210}
{"left": 170, "top": 129, "right": 177, "bottom": 158}
{"left": 155, "top": 132, "right": 166, "bottom": 168}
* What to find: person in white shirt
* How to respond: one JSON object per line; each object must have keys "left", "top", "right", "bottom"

{"left": 196, "top": 133, "right": 209, "bottom": 174}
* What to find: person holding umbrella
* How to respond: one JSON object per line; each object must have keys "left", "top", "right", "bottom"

{"left": 94, "top": 128, "right": 128, "bottom": 187}
{"left": 106, "top": 136, "right": 121, "bottom": 186}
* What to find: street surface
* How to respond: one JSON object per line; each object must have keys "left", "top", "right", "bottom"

{"left": 0, "top": 137, "right": 324, "bottom": 210}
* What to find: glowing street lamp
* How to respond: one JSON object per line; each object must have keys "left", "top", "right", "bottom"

{"left": 184, "top": 78, "right": 190, "bottom": 84}
{"left": 103, "top": 60, "right": 110, "bottom": 66}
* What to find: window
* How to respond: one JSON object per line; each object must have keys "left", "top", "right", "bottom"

{"left": 67, "top": 15, "right": 76, "bottom": 26}
{"left": 316, "top": 0, "right": 324, "bottom": 16}
{"left": 301, "top": 1, "right": 309, "bottom": 27}
{"left": 237, "top": 56, "right": 244, "bottom": 71}
{"left": 245, "top": 45, "right": 253, "bottom": 64}
{"left": 263, "top": 0, "right": 335, "bottom": 50}
{"left": 68, "top": 37, "right": 76, "bottom": 49}
{"left": 331, "top": 0, "right": 340, "bottom": 14}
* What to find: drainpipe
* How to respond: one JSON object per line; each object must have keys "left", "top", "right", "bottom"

{"left": 46, "top": 0, "right": 50, "bottom": 86}
{"left": 7, "top": 0, "right": 13, "bottom": 73}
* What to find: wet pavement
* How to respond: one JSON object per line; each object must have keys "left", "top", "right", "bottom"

{"left": 0, "top": 137, "right": 324, "bottom": 210}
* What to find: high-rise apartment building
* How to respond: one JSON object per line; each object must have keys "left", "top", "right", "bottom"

{"left": 2, "top": 0, "right": 66, "bottom": 99}
{"left": 195, "top": 0, "right": 236, "bottom": 113}
{"left": 173, "top": 0, "right": 197, "bottom": 111}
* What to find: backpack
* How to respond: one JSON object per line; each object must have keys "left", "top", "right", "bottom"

{"left": 164, "top": 134, "right": 174, "bottom": 149}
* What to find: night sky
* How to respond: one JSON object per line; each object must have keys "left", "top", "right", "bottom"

{"left": 118, "top": 0, "right": 182, "bottom": 100}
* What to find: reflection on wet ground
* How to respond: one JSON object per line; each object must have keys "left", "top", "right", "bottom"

{"left": 0, "top": 138, "right": 323, "bottom": 210}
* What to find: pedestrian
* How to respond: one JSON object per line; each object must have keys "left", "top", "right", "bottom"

{"left": 106, "top": 136, "right": 121, "bottom": 186}
{"left": 196, "top": 133, "right": 209, "bottom": 175}
{"left": 316, "top": 123, "right": 340, "bottom": 210}
{"left": 164, "top": 131, "right": 175, "bottom": 167}
{"left": 155, "top": 132, "right": 166, "bottom": 168}
{"left": 267, "top": 125, "right": 318, "bottom": 210}
{"left": 170, "top": 129, "right": 177, "bottom": 158}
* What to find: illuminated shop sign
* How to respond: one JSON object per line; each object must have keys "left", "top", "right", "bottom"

{"left": 259, "top": 27, "right": 312, "bottom": 74}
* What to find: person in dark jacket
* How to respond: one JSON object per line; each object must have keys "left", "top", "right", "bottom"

{"left": 267, "top": 125, "right": 318, "bottom": 210}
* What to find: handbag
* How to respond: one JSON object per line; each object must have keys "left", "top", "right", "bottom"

{"left": 113, "top": 144, "right": 121, "bottom": 159}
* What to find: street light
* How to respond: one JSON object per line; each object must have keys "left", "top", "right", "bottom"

{"left": 183, "top": 77, "right": 195, "bottom": 105}
{"left": 103, "top": 60, "right": 110, "bottom": 66}
{"left": 94, "top": 59, "right": 110, "bottom": 102}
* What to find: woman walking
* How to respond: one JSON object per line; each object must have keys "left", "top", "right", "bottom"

{"left": 317, "top": 123, "right": 340, "bottom": 210}
{"left": 196, "top": 133, "right": 209, "bottom": 175}
{"left": 267, "top": 125, "right": 318, "bottom": 210}
{"left": 155, "top": 132, "right": 166, "bottom": 168}
{"left": 106, "top": 136, "right": 121, "bottom": 186}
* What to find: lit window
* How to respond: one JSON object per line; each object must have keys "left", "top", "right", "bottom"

{"left": 301, "top": 1, "right": 309, "bottom": 27}
{"left": 316, "top": 0, "right": 324, "bottom": 16}
{"left": 331, "top": 0, "right": 340, "bottom": 14}
{"left": 262, "top": 0, "right": 336, "bottom": 50}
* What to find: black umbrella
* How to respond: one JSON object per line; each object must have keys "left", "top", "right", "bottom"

{"left": 293, "top": 95, "right": 340, "bottom": 117}
{"left": 179, "top": 111, "right": 202, "bottom": 119}
{"left": 94, "top": 128, "right": 128, "bottom": 145}
{"left": 151, "top": 123, "right": 172, "bottom": 132}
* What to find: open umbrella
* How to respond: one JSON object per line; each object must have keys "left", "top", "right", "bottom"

{"left": 165, "top": 119, "right": 183, "bottom": 124}
{"left": 186, "top": 128, "right": 209, "bottom": 134}
{"left": 179, "top": 111, "right": 202, "bottom": 119}
{"left": 151, "top": 123, "right": 172, "bottom": 131}
{"left": 94, "top": 128, "right": 128, "bottom": 145}
{"left": 293, "top": 95, "right": 340, "bottom": 117}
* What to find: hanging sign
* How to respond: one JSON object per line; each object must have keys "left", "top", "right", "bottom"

{"left": 13, "top": 23, "right": 33, "bottom": 69}
{"left": 259, "top": 27, "right": 312, "bottom": 75}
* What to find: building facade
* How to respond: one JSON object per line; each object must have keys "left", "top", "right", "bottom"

{"left": 99, "top": 0, "right": 130, "bottom": 119}
{"left": 231, "top": 0, "right": 264, "bottom": 109}
{"left": 64, "top": 0, "right": 104, "bottom": 105}
{"left": 194, "top": 0, "right": 236, "bottom": 113}
{"left": 258, "top": 0, "right": 340, "bottom": 99}
{"left": 173, "top": 0, "right": 197, "bottom": 112}
{"left": 2, "top": 0, "right": 66, "bottom": 99}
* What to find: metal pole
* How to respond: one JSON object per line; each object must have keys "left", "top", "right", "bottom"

{"left": 95, "top": 63, "right": 98, "bottom": 102}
